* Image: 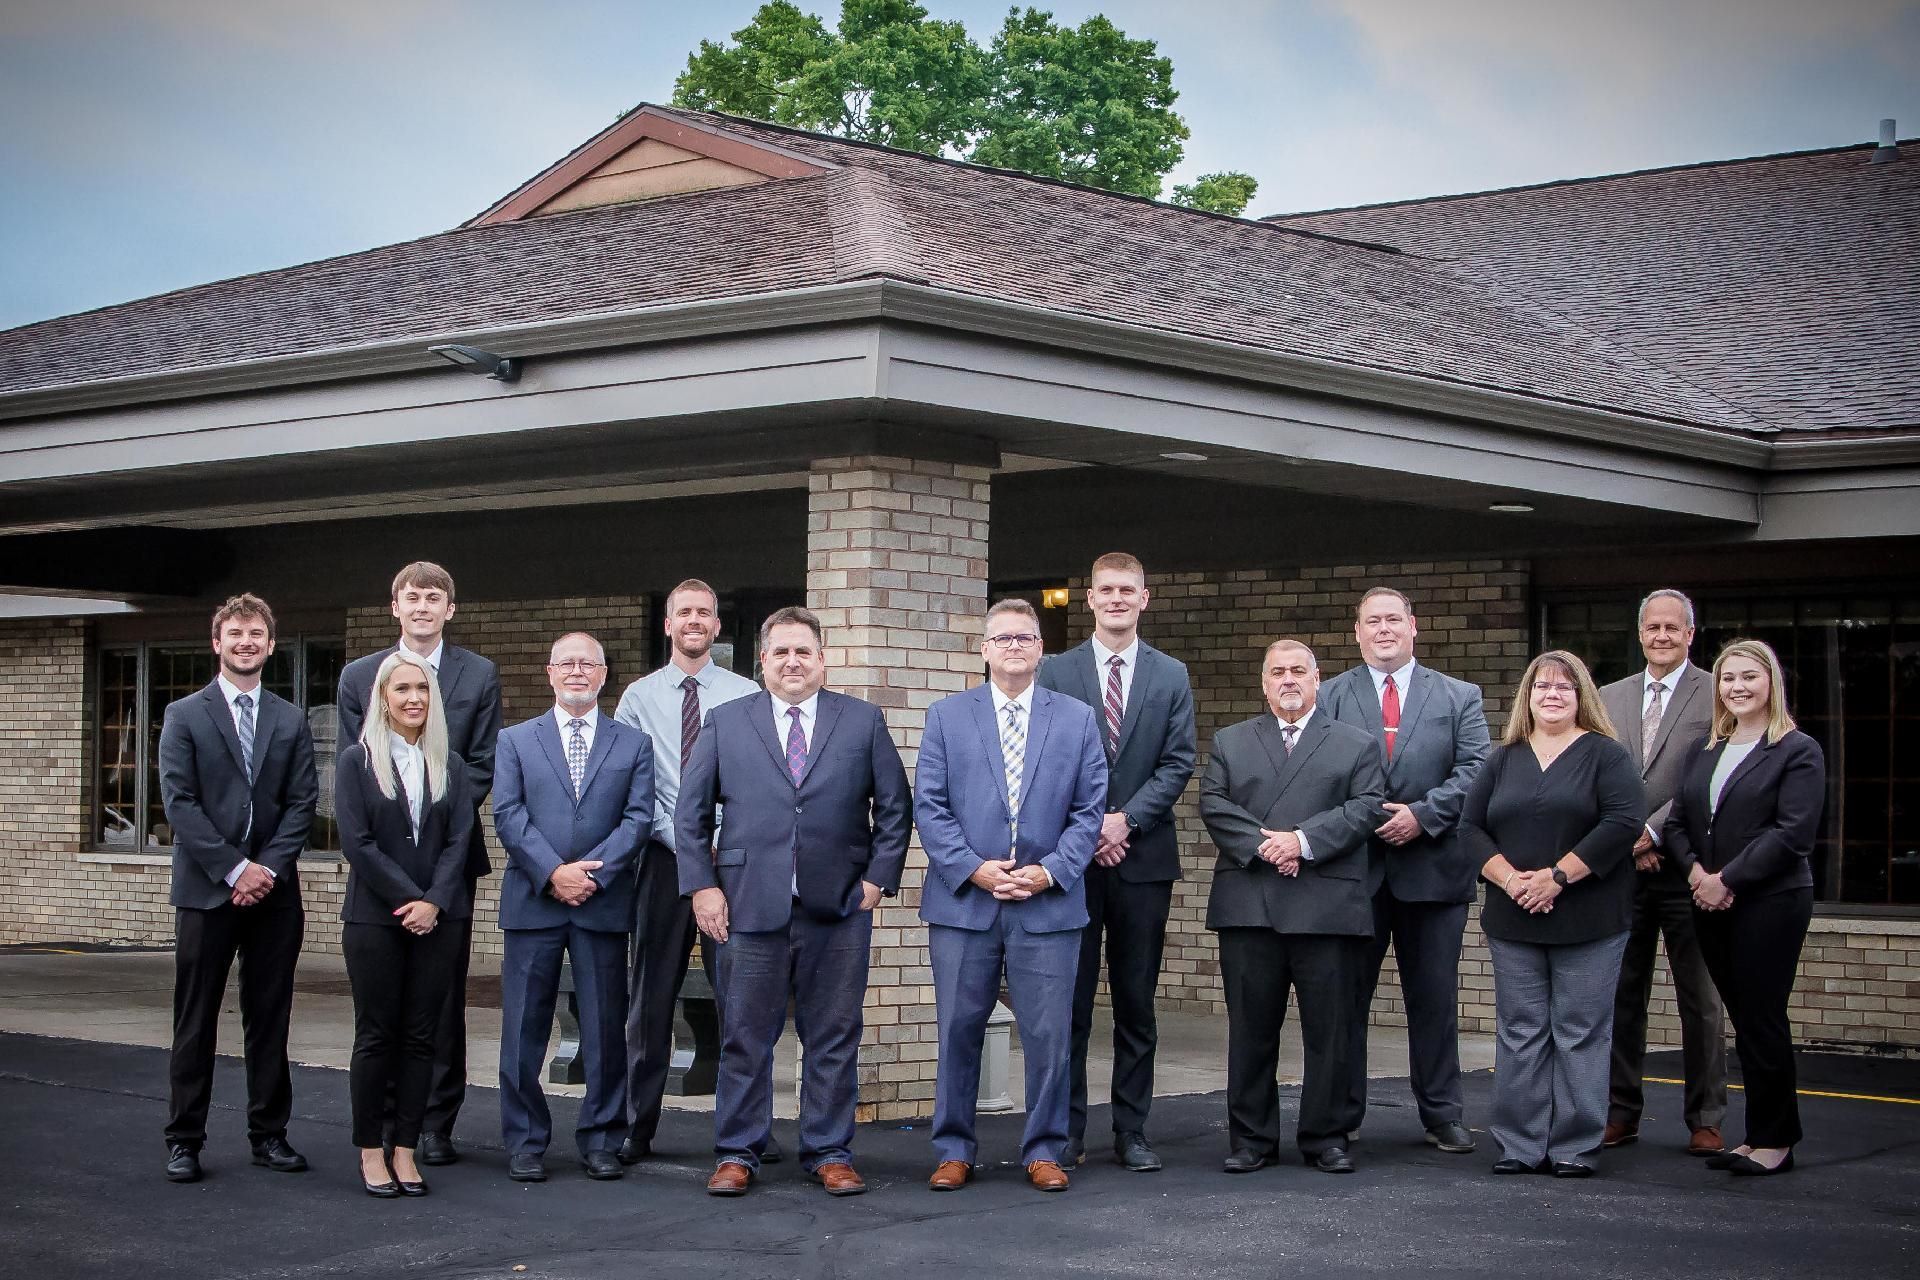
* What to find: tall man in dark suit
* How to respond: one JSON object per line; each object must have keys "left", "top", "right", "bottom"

{"left": 1038, "top": 552, "right": 1195, "bottom": 1173}
{"left": 679, "top": 605, "right": 912, "bottom": 1198}
{"left": 917, "top": 598, "right": 1106, "bottom": 1193}
{"left": 1320, "top": 586, "right": 1490, "bottom": 1154}
{"left": 491, "top": 632, "right": 653, "bottom": 1183}
{"left": 1200, "top": 639, "right": 1386, "bottom": 1174}
{"left": 159, "top": 593, "right": 318, "bottom": 1184}
{"left": 1600, "top": 588, "right": 1726, "bottom": 1155}
{"left": 336, "top": 560, "right": 502, "bottom": 1165}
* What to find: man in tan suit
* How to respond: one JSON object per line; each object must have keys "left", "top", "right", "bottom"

{"left": 1598, "top": 589, "right": 1726, "bottom": 1155}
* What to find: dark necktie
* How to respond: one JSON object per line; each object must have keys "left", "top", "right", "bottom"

{"left": 1282, "top": 722, "right": 1298, "bottom": 755}
{"left": 1103, "top": 655, "right": 1124, "bottom": 757}
{"left": 234, "top": 693, "right": 256, "bottom": 777}
{"left": 680, "top": 675, "right": 701, "bottom": 770}
{"left": 785, "top": 706, "right": 807, "bottom": 785}
{"left": 1381, "top": 673, "right": 1400, "bottom": 760}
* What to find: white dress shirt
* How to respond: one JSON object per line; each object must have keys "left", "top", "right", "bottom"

{"left": 553, "top": 705, "right": 600, "bottom": 753}
{"left": 390, "top": 736, "right": 426, "bottom": 843}
{"left": 1367, "top": 657, "right": 1416, "bottom": 705}
{"left": 614, "top": 658, "right": 759, "bottom": 851}
{"left": 772, "top": 692, "right": 821, "bottom": 895}
{"left": 1091, "top": 633, "right": 1140, "bottom": 709}
{"left": 988, "top": 682, "right": 1049, "bottom": 884}
{"left": 1273, "top": 706, "right": 1317, "bottom": 863}
{"left": 215, "top": 673, "right": 267, "bottom": 885}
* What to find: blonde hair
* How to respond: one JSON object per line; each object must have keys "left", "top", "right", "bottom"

{"left": 1708, "top": 638, "right": 1797, "bottom": 746}
{"left": 1502, "top": 650, "right": 1617, "bottom": 745}
{"left": 360, "top": 650, "right": 450, "bottom": 803}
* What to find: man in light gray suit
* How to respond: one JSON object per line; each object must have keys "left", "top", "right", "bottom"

{"left": 1320, "top": 587, "right": 1490, "bottom": 1155}
{"left": 1600, "top": 588, "right": 1726, "bottom": 1155}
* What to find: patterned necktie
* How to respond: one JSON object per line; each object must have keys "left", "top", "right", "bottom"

{"left": 1381, "top": 673, "right": 1400, "bottom": 760}
{"left": 1282, "top": 722, "right": 1298, "bottom": 756}
{"left": 567, "top": 717, "right": 588, "bottom": 798}
{"left": 1642, "top": 681, "right": 1666, "bottom": 759}
{"left": 234, "top": 693, "right": 255, "bottom": 777}
{"left": 1103, "top": 655, "right": 1125, "bottom": 757}
{"left": 680, "top": 675, "right": 702, "bottom": 770}
{"left": 785, "top": 705, "right": 808, "bottom": 785}
{"left": 1002, "top": 701, "right": 1027, "bottom": 850}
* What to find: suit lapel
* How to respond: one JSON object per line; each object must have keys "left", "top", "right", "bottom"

{"left": 534, "top": 714, "right": 575, "bottom": 797}
{"left": 1251, "top": 716, "right": 1295, "bottom": 802}
{"left": 966, "top": 687, "right": 1012, "bottom": 818}
{"left": 751, "top": 692, "right": 800, "bottom": 787}
{"left": 1647, "top": 667, "right": 1706, "bottom": 767}
{"left": 1113, "top": 645, "right": 1153, "bottom": 758}
{"left": 797, "top": 693, "right": 845, "bottom": 787}
{"left": 575, "top": 713, "right": 616, "bottom": 800}
{"left": 1714, "top": 733, "right": 1774, "bottom": 804}
{"left": 436, "top": 645, "right": 469, "bottom": 706}
{"left": 1605, "top": 683, "right": 1645, "bottom": 772}
{"left": 1019, "top": 689, "right": 1059, "bottom": 817}
{"left": 1391, "top": 666, "right": 1434, "bottom": 767}
{"left": 199, "top": 684, "right": 250, "bottom": 780}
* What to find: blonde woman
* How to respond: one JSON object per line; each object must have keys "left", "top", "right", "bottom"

{"left": 335, "top": 651, "right": 474, "bottom": 1197}
{"left": 1662, "top": 640, "right": 1824, "bottom": 1177}
{"left": 1461, "top": 651, "right": 1645, "bottom": 1177}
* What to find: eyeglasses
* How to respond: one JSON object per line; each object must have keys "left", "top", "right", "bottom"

{"left": 1531, "top": 681, "right": 1576, "bottom": 695}
{"left": 548, "top": 660, "right": 606, "bottom": 674}
{"left": 985, "top": 633, "right": 1040, "bottom": 650}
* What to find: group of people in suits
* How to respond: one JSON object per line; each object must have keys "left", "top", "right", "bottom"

{"left": 155, "top": 559, "right": 1823, "bottom": 1195}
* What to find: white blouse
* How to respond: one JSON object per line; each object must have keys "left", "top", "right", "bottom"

{"left": 1709, "top": 740, "right": 1759, "bottom": 816}
{"left": 389, "top": 738, "right": 426, "bottom": 842}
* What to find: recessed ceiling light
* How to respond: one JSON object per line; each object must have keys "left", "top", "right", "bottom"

{"left": 1159, "top": 451, "right": 1209, "bottom": 463}
{"left": 1488, "top": 502, "right": 1535, "bottom": 514}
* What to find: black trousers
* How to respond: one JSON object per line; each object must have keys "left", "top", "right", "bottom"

{"left": 1694, "top": 888, "right": 1812, "bottom": 1149}
{"left": 1345, "top": 891, "right": 1468, "bottom": 1131}
{"left": 344, "top": 920, "right": 461, "bottom": 1149}
{"left": 1218, "top": 928, "right": 1361, "bottom": 1157}
{"left": 418, "top": 909, "right": 476, "bottom": 1136}
{"left": 1069, "top": 869, "right": 1172, "bottom": 1141}
{"left": 624, "top": 841, "right": 698, "bottom": 1146}
{"left": 1609, "top": 873, "right": 1727, "bottom": 1131}
{"left": 166, "top": 901, "right": 304, "bottom": 1149}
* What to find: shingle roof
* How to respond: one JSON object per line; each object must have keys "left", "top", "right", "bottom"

{"left": 1277, "top": 142, "right": 1920, "bottom": 434}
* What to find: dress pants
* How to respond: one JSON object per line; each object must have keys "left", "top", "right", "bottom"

{"left": 1217, "top": 927, "right": 1361, "bottom": 1158}
{"left": 166, "top": 901, "right": 304, "bottom": 1149}
{"left": 1487, "top": 931, "right": 1630, "bottom": 1166}
{"left": 712, "top": 910, "right": 873, "bottom": 1172}
{"left": 930, "top": 916, "right": 1077, "bottom": 1167}
{"left": 1345, "top": 891, "right": 1468, "bottom": 1131}
{"left": 624, "top": 842, "right": 698, "bottom": 1148}
{"left": 1068, "top": 869, "right": 1172, "bottom": 1142}
{"left": 1694, "top": 888, "right": 1812, "bottom": 1149}
{"left": 344, "top": 920, "right": 460, "bottom": 1149}
{"left": 498, "top": 923, "right": 629, "bottom": 1158}
{"left": 1608, "top": 873, "right": 1727, "bottom": 1131}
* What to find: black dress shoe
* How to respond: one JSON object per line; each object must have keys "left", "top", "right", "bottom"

{"left": 1115, "top": 1131, "right": 1162, "bottom": 1172}
{"left": 1705, "top": 1150, "right": 1745, "bottom": 1170}
{"left": 1062, "top": 1137, "right": 1086, "bottom": 1167}
{"left": 617, "top": 1136, "right": 651, "bottom": 1165}
{"left": 1308, "top": 1146, "right": 1355, "bottom": 1174}
{"left": 584, "top": 1150, "right": 624, "bottom": 1181}
{"left": 165, "top": 1144, "right": 202, "bottom": 1183}
{"left": 1491, "top": 1158, "right": 1535, "bottom": 1175}
{"left": 250, "top": 1137, "right": 309, "bottom": 1173}
{"left": 1425, "top": 1122, "right": 1476, "bottom": 1154}
{"left": 417, "top": 1133, "right": 458, "bottom": 1166}
{"left": 1551, "top": 1161, "right": 1595, "bottom": 1178}
{"left": 1222, "top": 1148, "right": 1274, "bottom": 1173}
{"left": 761, "top": 1133, "right": 784, "bottom": 1165}
{"left": 363, "top": 1176, "right": 401, "bottom": 1198}
{"left": 1729, "top": 1151, "right": 1794, "bottom": 1177}
{"left": 508, "top": 1153, "right": 547, "bottom": 1182}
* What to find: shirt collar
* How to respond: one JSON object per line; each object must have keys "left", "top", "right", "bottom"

{"left": 772, "top": 690, "right": 820, "bottom": 721}
{"left": 389, "top": 735, "right": 423, "bottom": 764}
{"left": 397, "top": 638, "right": 444, "bottom": 671}
{"left": 991, "top": 682, "right": 1037, "bottom": 716}
{"left": 554, "top": 705, "right": 598, "bottom": 732}
{"left": 216, "top": 673, "right": 259, "bottom": 707}
{"left": 669, "top": 657, "right": 718, "bottom": 689}
{"left": 1368, "top": 658, "right": 1416, "bottom": 692}
{"left": 1644, "top": 659, "right": 1689, "bottom": 691}
{"left": 1276, "top": 706, "right": 1316, "bottom": 736}
{"left": 1093, "top": 634, "right": 1139, "bottom": 669}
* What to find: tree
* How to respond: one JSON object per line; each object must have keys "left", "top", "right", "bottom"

{"left": 1170, "top": 171, "right": 1259, "bottom": 217}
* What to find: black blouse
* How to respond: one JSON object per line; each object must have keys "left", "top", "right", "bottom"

{"left": 1462, "top": 733, "right": 1645, "bottom": 945}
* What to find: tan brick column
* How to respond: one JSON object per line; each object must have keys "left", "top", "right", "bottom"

{"left": 807, "top": 454, "right": 990, "bottom": 1120}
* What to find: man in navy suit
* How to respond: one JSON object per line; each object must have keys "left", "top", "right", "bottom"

{"left": 1039, "top": 552, "right": 1196, "bottom": 1173}
{"left": 490, "top": 632, "right": 654, "bottom": 1183}
{"left": 678, "top": 605, "right": 911, "bottom": 1197}
{"left": 917, "top": 598, "right": 1106, "bottom": 1193}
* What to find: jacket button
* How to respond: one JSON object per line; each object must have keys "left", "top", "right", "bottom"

{"left": 795, "top": 806, "right": 803, "bottom": 814}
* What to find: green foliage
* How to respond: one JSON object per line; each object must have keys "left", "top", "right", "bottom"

{"left": 1170, "top": 171, "right": 1259, "bottom": 216}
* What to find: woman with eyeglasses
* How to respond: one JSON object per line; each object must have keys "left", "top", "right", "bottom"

{"left": 1662, "top": 639, "right": 1823, "bottom": 1177}
{"left": 1461, "top": 651, "right": 1644, "bottom": 1177}
{"left": 335, "top": 651, "right": 474, "bottom": 1197}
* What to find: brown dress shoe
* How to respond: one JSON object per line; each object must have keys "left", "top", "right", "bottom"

{"left": 1602, "top": 1122, "right": 1639, "bottom": 1148}
{"left": 1687, "top": 1127, "right": 1724, "bottom": 1156}
{"left": 928, "top": 1160, "right": 973, "bottom": 1190}
{"left": 706, "top": 1162, "right": 753, "bottom": 1196}
{"left": 1026, "top": 1160, "right": 1070, "bottom": 1192}
{"left": 814, "top": 1162, "right": 868, "bottom": 1196}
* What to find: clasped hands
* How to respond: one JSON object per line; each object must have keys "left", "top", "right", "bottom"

{"left": 1093, "top": 811, "right": 1132, "bottom": 868}
{"left": 970, "top": 859, "right": 1051, "bottom": 900}
{"left": 548, "top": 859, "right": 605, "bottom": 907}
{"left": 1688, "top": 865, "right": 1735, "bottom": 911}
{"left": 229, "top": 862, "right": 275, "bottom": 907}
{"left": 1507, "top": 869, "right": 1561, "bottom": 914}
{"left": 1631, "top": 828, "right": 1663, "bottom": 873}
{"left": 393, "top": 900, "right": 440, "bottom": 935}
{"left": 1257, "top": 828, "right": 1303, "bottom": 876}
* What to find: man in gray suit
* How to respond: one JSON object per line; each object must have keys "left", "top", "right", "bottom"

{"left": 1200, "top": 639, "right": 1386, "bottom": 1174}
{"left": 1320, "top": 587, "right": 1490, "bottom": 1154}
{"left": 1039, "top": 552, "right": 1196, "bottom": 1173}
{"left": 1600, "top": 588, "right": 1727, "bottom": 1155}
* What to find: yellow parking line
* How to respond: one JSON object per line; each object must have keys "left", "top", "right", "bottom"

{"left": 1644, "top": 1076, "right": 1919, "bottom": 1106}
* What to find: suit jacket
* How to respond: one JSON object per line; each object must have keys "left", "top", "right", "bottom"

{"left": 334, "top": 742, "right": 475, "bottom": 925}
{"left": 1199, "top": 712, "right": 1387, "bottom": 936}
{"left": 676, "top": 689, "right": 912, "bottom": 931}
{"left": 337, "top": 642, "right": 502, "bottom": 880}
{"left": 1600, "top": 663, "right": 1714, "bottom": 890}
{"left": 490, "top": 711, "right": 654, "bottom": 933}
{"left": 158, "top": 682, "right": 318, "bottom": 912}
{"left": 1319, "top": 662, "right": 1490, "bottom": 903}
{"left": 1663, "top": 729, "right": 1825, "bottom": 899}
{"left": 915, "top": 684, "right": 1107, "bottom": 934}
{"left": 1036, "top": 638, "right": 1197, "bottom": 882}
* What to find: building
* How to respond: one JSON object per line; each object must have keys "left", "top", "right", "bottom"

{"left": 2, "top": 106, "right": 1915, "bottom": 1118}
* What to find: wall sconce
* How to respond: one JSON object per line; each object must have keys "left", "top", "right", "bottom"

{"left": 1041, "top": 587, "right": 1071, "bottom": 609}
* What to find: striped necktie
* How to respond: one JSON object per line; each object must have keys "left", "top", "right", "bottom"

{"left": 1001, "top": 701, "right": 1027, "bottom": 850}
{"left": 680, "top": 675, "right": 701, "bottom": 770}
{"left": 234, "top": 693, "right": 255, "bottom": 777}
{"left": 1103, "top": 655, "right": 1124, "bottom": 757}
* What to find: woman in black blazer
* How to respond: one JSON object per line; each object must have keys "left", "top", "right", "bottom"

{"left": 335, "top": 651, "right": 473, "bottom": 1197}
{"left": 1663, "top": 639, "right": 1824, "bottom": 1177}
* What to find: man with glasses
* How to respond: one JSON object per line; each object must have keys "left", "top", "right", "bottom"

{"left": 916, "top": 599, "right": 1106, "bottom": 1192}
{"left": 491, "top": 633, "right": 654, "bottom": 1183}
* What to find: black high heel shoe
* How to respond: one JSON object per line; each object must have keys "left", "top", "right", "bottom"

{"left": 363, "top": 1173, "right": 401, "bottom": 1198}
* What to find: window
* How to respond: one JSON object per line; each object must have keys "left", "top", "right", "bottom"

{"left": 95, "top": 636, "right": 345, "bottom": 853}
{"left": 1542, "top": 592, "right": 1920, "bottom": 910}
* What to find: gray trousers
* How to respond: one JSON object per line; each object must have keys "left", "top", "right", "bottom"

{"left": 1488, "top": 931, "right": 1630, "bottom": 1167}
{"left": 1608, "top": 874, "right": 1727, "bottom": 1131}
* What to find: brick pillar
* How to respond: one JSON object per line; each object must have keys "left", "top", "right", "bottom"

{"left": 807, "top": 454, "right": 991, "bottom": 1120}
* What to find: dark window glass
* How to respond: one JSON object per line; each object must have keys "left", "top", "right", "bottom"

{"left": 97, "top": 649, "right": 140, "bottom": 848}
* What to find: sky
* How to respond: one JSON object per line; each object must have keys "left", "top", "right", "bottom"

{"left": 2, "top": 0, "right": 1916, "bottom": 330}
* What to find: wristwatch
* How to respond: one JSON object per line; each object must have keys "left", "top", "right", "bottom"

{"left": 1550, "top": 867, "right": 1571, "bottom": 889}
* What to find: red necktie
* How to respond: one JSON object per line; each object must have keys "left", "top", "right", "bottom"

{"left": 1382, "top": 673, "right": 1400, "bottom": 760}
